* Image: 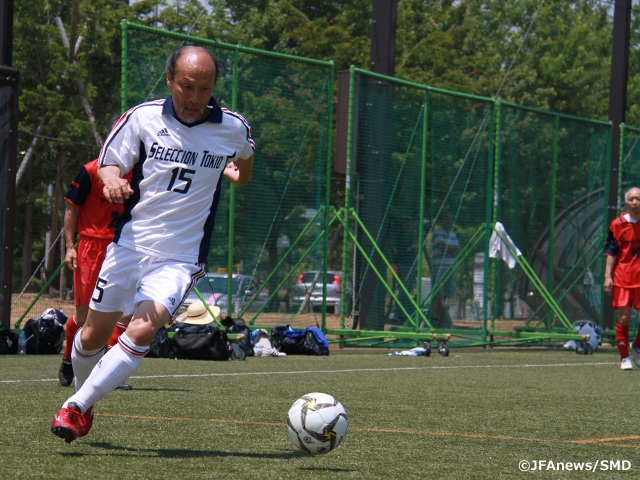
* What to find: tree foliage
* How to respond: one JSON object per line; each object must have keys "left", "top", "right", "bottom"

{"left": 11, "top": 0, "right": 640, "bottom": 292}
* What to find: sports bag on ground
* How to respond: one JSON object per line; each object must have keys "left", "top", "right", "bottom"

{"left": 221, "top": 316, "right": 254, "bottom": 357}
{"left": 146, "top": 327, "right": 174, "bottom": 358}
{"left": 270, "top": 325, "right": 330, "bottom": 356}
{"left": 171, "top": 324, "right": 231, "bottom": 361}
{"left": 23, "top": 308, "right": 68, "bottom": 354}
{"left": 0, "top": 326, "right": 19, "bottom": 354}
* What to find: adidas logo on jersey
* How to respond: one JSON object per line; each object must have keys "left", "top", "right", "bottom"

{"left": 168, "top": 297, "right": 176, "bottom": 306}
{"left": 157, "top": 128, "right": 170, "bottom": 137}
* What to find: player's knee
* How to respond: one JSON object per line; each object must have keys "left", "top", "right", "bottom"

{"left": 79, "top": 325, "right": 110, "bottom": 351}
{"left": 618, "top": 315, "right": 632, "bottom": 326}
{"left": 124, "top": 320, "right": 159, "bottom": 346}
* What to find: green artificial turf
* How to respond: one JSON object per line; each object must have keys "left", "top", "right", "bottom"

{"left": 1, "top": 348, "right": 638, "bottom": 479}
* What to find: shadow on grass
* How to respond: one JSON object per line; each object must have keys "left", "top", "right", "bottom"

{"left": 120, "top": 388, "right": 191, "bottom": 392}
{"left": 58, "top": 442, "right": 309, "bottom": 459}
{"left": 296, "top": 467, "right": 355, "bottom": 472}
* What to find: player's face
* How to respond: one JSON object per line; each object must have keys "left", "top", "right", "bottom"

{"left": 627, "top": 188, "right": 640, "bottom": 215}
{"left": 167, "top": 49, "right": 216, "bottom": 124}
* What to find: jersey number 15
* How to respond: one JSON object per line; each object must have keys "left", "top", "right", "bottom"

{"left": 167, "top": 167, "right": 195, "bottom": 194}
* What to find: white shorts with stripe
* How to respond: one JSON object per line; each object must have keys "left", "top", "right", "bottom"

{"left": 89, "top": 243, "right": 204, "bottom": 318}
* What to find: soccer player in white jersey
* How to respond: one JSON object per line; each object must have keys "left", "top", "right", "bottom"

{"left": 51, "top": 46, "right": 254, "bottom": 443}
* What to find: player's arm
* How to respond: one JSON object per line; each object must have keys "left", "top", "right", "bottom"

{"left": 64, "top": 202, "right": 80, "bottom": 271}
{"left": 224, "top": 154, "right": 254, "bottom": 186}
{"left": 604, "top": 254, "right": 617, "bottom": 296}
{"left": 98, "top": 164, "right": 133, "bottom": 204}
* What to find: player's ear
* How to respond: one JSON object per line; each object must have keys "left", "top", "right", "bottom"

{"left": 166, "top": 72, "right": 173, "bottom": 89}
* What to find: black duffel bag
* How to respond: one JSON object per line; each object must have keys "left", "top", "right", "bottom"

{"left": 221, "top": 316, "right": 254, "bottom": 357}
{"left": 146, "top": 327, "right": 174, "bottom": 358}
{"left": 0, "top": 326, "right": 18, "bottom": 354}
{"left": 171, "top": 324, "right": 231, "bottom": 361}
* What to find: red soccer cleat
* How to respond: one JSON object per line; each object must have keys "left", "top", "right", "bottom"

{"left": 78, "top": 406, "right": 94, "bottom": 437}
{"left": 51, "top": 403, "right": 89, "bottom": 443}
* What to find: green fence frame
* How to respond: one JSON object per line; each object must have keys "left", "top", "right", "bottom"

{"left": 329, "top": 66, "right": 610, "bottom": 350}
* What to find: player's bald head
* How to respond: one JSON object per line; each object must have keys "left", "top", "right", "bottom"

{"left": 626, "top": 187, "right": 640, "bottom": 203}
{"left": 166, "top": 46, "right": 223, "bottom": 85}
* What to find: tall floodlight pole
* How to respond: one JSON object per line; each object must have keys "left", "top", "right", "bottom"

{"left": 604, "top": 0, "right": 632, "bottom": 331}
{"left": 0, "top": 0, "right": 17, "bottom": 329}
{"left": 356, "top": 0, "right": 398, "bottom": 329}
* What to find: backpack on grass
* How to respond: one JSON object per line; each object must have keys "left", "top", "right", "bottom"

{"left": 23, "top": 308, "right": 68, "bottom": 355}
{"left": 221, "top": 316, "right": 254, "bottom": 357}
{"left": 270, "top": 325, "right": 329, "bottom": 356}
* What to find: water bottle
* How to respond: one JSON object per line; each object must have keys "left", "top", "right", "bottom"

{"left": 17, "top": 330, "right": 27, "bottom": 355}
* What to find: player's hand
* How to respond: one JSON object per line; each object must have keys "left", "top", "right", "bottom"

{"left": 65, "top": 246, "right": 78, "bottom": 271}
{"left": 103, "top": 177, "right": 134, "bottom": 204}
{"left": 224, "top": 162, "right": 240, "bottom": 183}
{"left": 604, "top": 277, "right": 613, "bottom": 296}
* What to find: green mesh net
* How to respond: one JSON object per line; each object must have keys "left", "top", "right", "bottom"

{"left": 123, "top": 23, "right": 334, "bottom": 328}
{"left": 498, "top": 105, "right": 609, "bottom": 332}
{"left": 339, "top": 68, "right": 611, "bottom": 348}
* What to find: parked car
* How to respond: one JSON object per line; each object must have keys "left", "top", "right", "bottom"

{"left": 181, "top": 273, "right": 267, "bottom": 315}
{"left": 291, "top": 270, "right": 352, "bottom": 315}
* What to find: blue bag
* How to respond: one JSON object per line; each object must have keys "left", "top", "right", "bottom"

{"left": 270, "top": 325, "right": 329, "bottom": 355}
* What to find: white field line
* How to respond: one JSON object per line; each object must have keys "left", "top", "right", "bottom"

{"left": 0, "top": 361, "right": 616, "bottom": 384}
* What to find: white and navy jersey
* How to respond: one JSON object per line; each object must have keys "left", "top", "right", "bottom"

{"left": 99, "top": 96, "right": 254, "bottom": 264}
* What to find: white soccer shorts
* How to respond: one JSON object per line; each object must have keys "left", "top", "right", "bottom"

{"left": 89, "top": 243, "right": 204, "bottom": 318}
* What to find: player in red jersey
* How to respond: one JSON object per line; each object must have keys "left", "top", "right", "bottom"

{"left": 604, "top": 186, "right": 640, "bottom": 370}
{"left": 59, "top": 133, "right": 135, "bottom": 389}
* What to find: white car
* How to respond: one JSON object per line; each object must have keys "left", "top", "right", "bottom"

{"left": 291, "top": 270, "right": 352, "bottom": 315}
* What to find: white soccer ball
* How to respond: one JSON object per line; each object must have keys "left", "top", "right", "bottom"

{"left": 286, "top": 392, "right": 348, "bottom": 455}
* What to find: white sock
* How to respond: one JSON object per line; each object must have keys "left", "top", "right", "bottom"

{"left": 70, "top": 327, "right": 106, "bottom": 392}
{"left": 65, "top": 333, "right": 149, "bottom": 413}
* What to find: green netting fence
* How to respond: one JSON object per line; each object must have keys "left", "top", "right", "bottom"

{"left": 327, "top": 67, "right": 612, "bottom": 349}
{"left": 123, "top": 22, "right": 335, "bottom": 329}
{"left": 9, "top": 29, "right": 639, "bottom": 351}
{"left": 618, "top": 124, "right": 640, "bottom": 331}
{"left": 9, "top": 22, "right": 334, "bottom": 331}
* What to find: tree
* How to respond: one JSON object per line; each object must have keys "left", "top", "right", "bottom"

{"left": 12, "top": 0, "right": 163, "bottom": 293}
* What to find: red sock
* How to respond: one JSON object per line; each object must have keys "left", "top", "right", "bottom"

{"left": 63, "top": 315, "right": 80, "bottom": 361}
{"left": 616, "top": 323, "right": 630, "bottom": 359}
{"left": 106, "top": 322, "right": 128, "bottom": 351}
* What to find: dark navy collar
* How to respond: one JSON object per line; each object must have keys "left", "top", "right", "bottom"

{"left": 163, "top": 96, "right": 223, "bottom": 127}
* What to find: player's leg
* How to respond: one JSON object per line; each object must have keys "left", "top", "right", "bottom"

{"left": 72, "top": 309, "right": 122, "bottom": 390}
{"left": 71, "top": 258, "right": 202, "bottom": 408}
{"left": 614, "top": 286, "right": 632, "bottom": 369}
{"left": 52, "top": 308, "right": 121, "bottom": 442}
{"left": 106, "top": 314, "right": 135, "bottom": 390}
{"left": 52, "top": 251, "right": 203, "bottom": 442}
{"left": 630, "top": 288, "right": 640, "bottom": 366}
{"left": 106, "top": 314, "right": 133, "bottom": 350}
{"left": 66, "top": 300, "right": 168, "bottom": 414}
{"left": 59, "top": 305, "right": 88, "bottom": 387}
{"left": 53, "top": 243, "right": 141, "bottom": 442}
{"left": 60, "top": 236, "right": 108, "bottom": 386}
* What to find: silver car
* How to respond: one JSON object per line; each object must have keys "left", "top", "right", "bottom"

{"left": 182, "top": 273, "right": 266, "bottom": 315}
{"left": 291, "top": 270, "right": 352, "bottom": 315}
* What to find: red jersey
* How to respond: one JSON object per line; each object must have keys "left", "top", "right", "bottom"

{"left": 604, "top": 212, "right": 640, "bottom": 288}
{"left": 64, "top": 159, "right": 133, "bottom": 239}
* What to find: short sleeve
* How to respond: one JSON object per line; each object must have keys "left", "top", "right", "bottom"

{"left": 235, "top": 114, "right": 255, "bottom": 159}
{"left": 99, "top": 109, "right": 142, "bottom": 174}
{"left": 64, "top": 165, "right": 91, "bottom": 206}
